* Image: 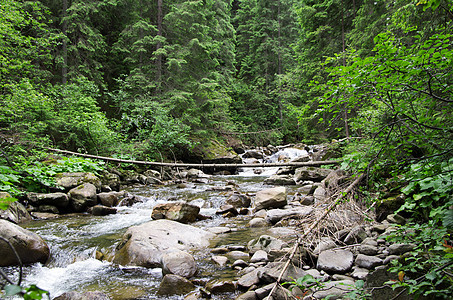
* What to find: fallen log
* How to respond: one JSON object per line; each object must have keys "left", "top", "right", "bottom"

{"left": 45, "top": 147, "right": 340, "bottom": 168}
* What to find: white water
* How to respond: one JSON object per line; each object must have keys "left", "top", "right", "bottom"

{"left": 13, "top": 147, "right": 307, "bottom": 299}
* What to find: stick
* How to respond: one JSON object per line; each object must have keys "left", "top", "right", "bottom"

{"left": 267, "top": 173, "right": 365, "bottom": 299}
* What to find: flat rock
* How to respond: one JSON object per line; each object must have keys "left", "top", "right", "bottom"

{"left": 317, "top": 249, "right": 354, "bottom": 273}
{"left": 265, "top": 206, "right": 313, "bottom": 224}
{"left": 248, "top": 235, "right": 286, "bottom": 253}
{"left": 151, "top": 202, "right": 200, "bottom": 223}
{"left": 211, "top": 255, "right": 228, "bottom": 267}
{"left": 237, "top": 267, "right": 264, "bottom": 289}
{"left": 264, "top": 174, "right": 296, "bottom": 185}
{"left": 250, "top": 250, "right": 268, "bottom": 263}
{"left": 205, "top": 280, "right": 236, "bottom": 294}
{"left": 254, "top": 187, "right": 287, "bottom": 210}
{"left": 312, "top": 280, "right": 355, "bottom": 299}
{"left": 388, "top": 243, "right": 416, "bottom": 255}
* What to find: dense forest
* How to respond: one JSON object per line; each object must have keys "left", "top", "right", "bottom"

{"left": 1, "top": 0, "right": 452, "bottom": 298}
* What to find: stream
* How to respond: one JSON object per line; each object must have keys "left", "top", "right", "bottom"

{"left": 14, "top": 147, "right": 308, "bottom": 299}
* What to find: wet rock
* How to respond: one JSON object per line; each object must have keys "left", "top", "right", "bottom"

{"left": 162, "top": 250, "right": 197, "bottom": 278}
{"left": 27, "top": 192, "right": 69, "bottom": 208}
{"left": 157, "top": 274, "right": 195, "bottom": 295}
{"left": 151, "top": 202, "right": 200, "bottom": 223}
{"left": 90, "top": 205, "right": 117, "bottom": 216}
{"left": 264, "top": 175, "right": 296, "bottom": 185}
{"left": 235, "top": 291, "right": 257, "bottom": 300}
{"left": 250, "top": 250, "right": 268, "bottom": 263}
{"left": 211, "top": 247, "right": 228, "bottom": 254}
{"left": 68, "top": 183, "right": 98, "bottom": 212}
{"left": 355, "top": 254, "right": 383, "bottom": 269}
{"left": 56, "top": 172, "right": 102, "bottom": 191}
{"left": 54, "top": 291, "right": 111, "bottom": 300}
{"left": 226, "top": 192, "right": 252, "bottom": 208}
{"left": 38, "top": 205, "right": 59, "bottom": 214}
{"left": 249, "top": 217, "right": 269, "bottom": 227}
{"left": 101, "top": 172, "right": 120, "bottom": 191}
{"left": 311, "top": 280, "right": 355, "bottom": 299}
{"left": 294, "top": 167, "right": 332, "bottom": 182}
{"left": 388, "top": 243, "right": 416, "bottom": 255}
{"left": 0, "top": 193, "right": 32, "bottom": 223}
{"left": 227, "top": 251, "right": 250, "bottom": 261}
{"left": 216, "top": 204, "right": 239, "bottom": 216}
{"left": 265, "top": 206, "right": 313, "bottom": 225}
{"left": 344, "top": 226, "right": 368, "bottom": 244}
{"left": 248, "top": 235, "right": 286, "bottom": 253}
{"left": 97, "top": 191, "right": 125, "bottom": 207}
{"left": 317, "top": 249, "right": 354, "bottom": 273}
{"left": 211, "top": 255, "right": 228, "bottom": 267}
{"left": 0, "top": 219, "right": 50, "bottom": 266}
{"left": 243, "top": 150, "right": 264, "bottom": 159}
{"left": 254, "top": 187, "right": 287, "bottom": 211}
{"left": 205, "top": 280, "right": 236, "bottom": 294}
{"left": 113, "top": 219, "right": 214, "bottom": 268}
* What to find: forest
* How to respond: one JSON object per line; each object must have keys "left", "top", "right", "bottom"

{"left": 0, "top": 0, "right": 452, "bottom": 298}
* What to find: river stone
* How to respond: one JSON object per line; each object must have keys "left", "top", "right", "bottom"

{"left": 90, "top": 205, "right": 117, "bottom": 216}
{"left": 254, "top": 187, "right": 287, "bottom": 210}
{"left": 56, "top": 172, "right": 102, "bottom": 191}
{"left": 0, "top": 219, "right": 50, "bottom": 266}
{"left": 151, "top": 202, "right": 200, "bottom": 223}
{"left": 259, "top": 263, "right": 308, "bottom": 284}
{"left": 265, "top": 206, "right": 313, "bottom": 224}
{"left": 344, "top": 225, "right": 368, "bottom": 244}
{"left": 97, "top": 191, "right": 125, "bottom": 207}
{"left": 237, "top": 267, "right": 265, "bottom": 289}
{"left": 162, "top": 250, "right": 197, "bottom": 278}
{"left": 250, "top": 250, "right": 268, "bottom": 263}
{"left": 187, "top": 168, "right": 208, "bottom": 178}
{"left": 263, "top": 174, "right": 296, "bottom": 185}
{"left": 212, "top": 255, "right": 228, "bottom": 267}
{"left": 317, "top": 249, "right": 354, "bottom": 273}
{"left": 157, "top": 274, "right": 195, "bottom": 295}
{"left": 54, "top": 291, "right": 111, "bottom": 300}
{"left": 243, "top": 150, "right": 264, "bottom": 159}
{"left": 248, "top": 235, "right": 286, "bottom": 253}
{"left": 359, "top": 244, "right": 379, "bottom": 256}
{"left": 311, "top": 280, "right": 355, "bottom": 299}
{"left": 294, "top": 167, "right": 332, "bottom": 182}
{"left": 68, "top": 183, "right": 98, "bottom": 212}
{"left": 226, "top": 192, "right": 251, "bottom": 208}
{"left": 313, "top": 186, "right": 327, "bottom": 200}
{"left": 352, "top": 266, "right": 369, "bottom": 280}
{"left": 205, "top": 279, "right": 236, "bottom": 294}
{"left": 227, "top": 251, "right": 250, "bottom": 261}
{"left": 235, "top": 291, "right": 257, "bottom": 300}
{"left": 249, "top": 217, "right": 269, "bottom": 227}
{"left": 0, "top": 193, "right": 32, "bottom": 224}
{"left": 388, "top": 243, "right": 416, "bottom": 255}
{"left": 113, "top": 219, "right": 214, "bottom": 268}
{"left": 38, "top": 204, "right": 59, "bottom": 214}
{"left": 100, "top": 172, "right": 120, "bottom": 192}
{"left": 27, "top": 192, "right": 70, "bottom": 208}
{"left": 313, "top": 237, "right": 337, "bottom": 255}
{"left": 206, "top": 226, "right": 231, "bottom": 234}
{"left": 216, "top": 204, "right": 238, "bottom": 216}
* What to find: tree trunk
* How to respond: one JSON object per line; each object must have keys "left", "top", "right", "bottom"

{"left": 62, "top": 0, "right": 68, "bottom": 84}
{"left": 156, "top": 0, "right": 163, "bottom": 93}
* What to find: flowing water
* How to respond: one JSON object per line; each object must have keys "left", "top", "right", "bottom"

{"left": 8, "top": 147, "right": 307, "bottom": 299}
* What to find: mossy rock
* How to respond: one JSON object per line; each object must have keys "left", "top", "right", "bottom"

{"left": 190, "top": 139, "right": 241, "bottom": 163}
{"left": 375, "top": 194, "right": 405, "bottom": 222}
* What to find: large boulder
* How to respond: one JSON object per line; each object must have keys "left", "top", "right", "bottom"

{"left": 294, "top": 167, "right": 332, "bottom": 182}
{"left": 151, "top": 202, "right": 200, "bottom": 223}
{"left": 55, "top": 172, "right": 102, "bottom": 191}
{"left": 68, "top": 183, "right": 98, "bottom": 212}
{"left": 161, "top": 250, "right": 198, "bottom": 278}
{"left": 317, "top": 249, "right": 354, "bottom": 274}
{"left": 27, "top": 192, "right": 69, "bottom": 208}
{"left": 0, "top": 192, "right": 32, "bottom": 224}
{"left": 113, "top": 219, "right": 215, "bottom": 268}
{"left": 97, "top": 191, "right": 126, "bottom": 207}
{"left": 226, "top": 192, "right": 251, "bottom": 208}
{"left": 0, "top": 219, "right": 50, "bottom": 266}
{"left": 253, "top": 187, "right": 287, "bottom": 211}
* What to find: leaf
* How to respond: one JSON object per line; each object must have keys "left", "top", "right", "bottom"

{"left": 398, "top": 271, "right": 405, "bottom": 282}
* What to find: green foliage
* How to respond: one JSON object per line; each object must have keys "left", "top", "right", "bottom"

{"left": 283, "top": 274, "right": 326, "bottom": 295}
{"left": 3, "top": 284, "right": 49, "bottom": 300}
{"left": 0, "top": 166, "right": 22, "bottom": 197}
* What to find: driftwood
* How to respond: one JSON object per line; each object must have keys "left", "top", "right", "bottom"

{"left": 267, "top": 173, "right": 365, "bottom": 299}
{"left": 45, "top": 147, "right": 340, "bottom": 168}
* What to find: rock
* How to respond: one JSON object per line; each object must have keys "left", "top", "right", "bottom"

{"left": 355, "top": 254, "right": 383, "bottom": 269}
{"left": 0, "top": 219, "right": 50, "bottom": 266}
{"left": 265, "top": 207, "right": 313, "bottom": 225}
{"left": 97, "top": 191, "right": 125, "bottom": 207}
{"left": 294, "top": 167, "right": 332, "bottom": 183}
{"left": 300, "top": 195, "right": 315, "bottom": 206}
{"left": 259, "top": 263, "right": 308, "bottom": 284}
{"left": 162, "top": 250, "right": 197, "bottom": 278}
{"left": 227, "top": 251, "right": 250, "bottom": 261}
{"left": 237, "top": 267, "right": 264, "bottom": 289}
{"left": 101, "top": 172, "right": 120, "bottom": 191}
{"left": 248, "top": 235, "right": 286, "bottom": 253}
{"left": 38, "top": 205, "right": 59, "bottom": 214}
{"left": 226, "top": 193, "right": 251, "bottom": 208}
{"left": 344, "top": 226, "right": 368, "bottom": 244}
{"left": 151, "top": 202, "right": 200, "bottom": 223}
{"left": 317, "top": 249, "right": 354, "bottom": 273}
{"left": 313, "top": 237, "right": 337, "bottom": 255}
{"left": 55, "top": 172, "right": 101, "bottom": 191}
{"left": 0, "top": 193, "right": 32, "bottom": 223}
{"left": 313, "top": 186, "right": 327, "bottom": 200}
{"left": 250, "top": 250, "right": 268, "bottom": 263}
{"left": 216, "top": 204, "right": 238, "bottom": 216}
{"left": 68, "top": 183, "right": 98, "bottom": 212}
{"left": 367, "top": 266, "right": 408, "bottom": 300}
{"left": 351, "top": 266, "right": 369, "bottom": 280}
{"left": 359, "top": 244, "right": 379, "bottom": 256}
{"left": 54, "top": 291, "right": 111, "bottom": 300}
{"left": 143, "top": 169, "right": 161, "bottom": 178}
{"left": 187, "top": 169, "right": 208, "bottom": 178}
{"left": 211, "top": 255, "right": 228, "bottom": 267}
{"left": 157, "top": 274, "right": 195, "bottom": 295}
{"left": 90, "top": 205, "right": 117, "bottom": 216}
{"left": 264, "top": 175, "right": 296, "bottom": 185}
{"left": 27, "top": 192, "right": 69, "bottom": 208}
{"left": 311, "top": 280, "right": 355, "bottom": 299}
{"left": 235, "top": 291, "right": 257, "bottom": 300}
{"left": 206, "top": 227, "right": 231, "bottom": 234}
{"left": 386, "top": 213, "right": 407, "bottom": 225}
{"left": 248, "top": 218, "right": 269, "bottom": 227}
{"left": 113, "top": 219, "right": 214, "bottom": 267}
{"left": 243, "top": 150, "right": 264, "bottom": 159}
{"left": 232, "top": 259, "right": 248, "bottom": 269}
{"left": 205, "top": 280, "right": 236, "bottom": 294}
{"left": 388, "top": 243, "right": 416, "bottom": 255}
{"left": 375, "top": 194, "right": 405, "bottom": 222}
{"left": 254, "top": 187, "right": 287, "bottom": 211}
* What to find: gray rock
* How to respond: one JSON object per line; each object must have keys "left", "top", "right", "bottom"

{"left": 68, "top": 183, "right": 98, "bottom": 212}
{"left": 211, "top": 255, "right": 228, "bottom": 267}
{"left": 90, "top": 205, "right": 117, "bottom": 216}
{"left": 205, "top": 280, "right": 236, "bottom": 294}
{"left": 243, "top": 150, "right": 264, "bottom": 159}
{"left": 317, "top": 249, "right": 354, "bottom": 273}
{"left": 237, "top": 267, "right": 264, "bottom": 289}
{"left": 294, "top": 167, "right": 332, "bottom": 182}
{"left": 27, "top": 192, "right": 69, "bottom": 208}
{"left": 227, "top": 251, "right": 250, "bottom": 261}
{"left": 264, "top": 175, "right": 296, "bottom": 185}
{"left": 113, "top": 219, "right": 214, "bottom": 268}
{"left": 54, "top": 291, "right": 111, "bottom": 300}
{"left": 248, "top": 235, "right": 286, "bottom": 253}
{"left": 248, "top": 217, "right": 269, "bottom": 227}
{"left": 97, "top": 191, "right": 125, "bottom": 207}
{"left": 216, "top": 204, "right": 239, "bottom": 216}
{"left": 0, "top": 193, "right": 32, "bottom": 223}
{"left": 162, "top": 250, "right": 197, "bottom": 278}
{"left": 206, "top": 227, "right": 231, "bottom": 234}
{"left": 56, "top": 172, "right": 101, "bottom": 191}
{"left": 254, "top": 187, "right": 287, "bottom": 211}
{"left": 235, "top": 291, "right": 257, "bottom": 300}
{"left": 250, "top": 250, "right": 268, "bottom": 263}
{"left": 359, "top": 244, "right": 379, "bottom": 256}
{"left": 355, "top": 254, "right": 383, "bottom": 269}
{"left": 265, "top": 206, "right": 313, "bottom": 225}
{"left": 0, "top": 219, "right": 50, "bottom": 266}
{"left": 38, "top": 205, "right": 59, "bottom": 214}
{"left": 232, "top": 259, "right": 248, "bottom": 269}
{"left": 187, "top": 169, "right": 208, "bottom": 178}
{"left": 101, "top": 172, "right": 120, "bottom": 191}
{"left": 313, "top": 237, "right": 337, "bottom": 255}
{"left": 344, "top": 226, "right": 368, "bottom": 244}
{"left": 300, "top": 195, "right": 315, "bottom": 205}
{"left": 151, "top": 202, "right": 200, "bottom": 223}
{"left": 157, "top": 274, "right": 195, "bottom": 295}
{"left": 312, "top": 280, "right": 355, "bottom": 299}
{"left": 352, "top": 266, "right": 369, "bottom": 280}
{"left": 386, "top": 213, "right": 407, "bottom": 225}
{"left": 226, "top": 193, "right": 251, "bottom": 208}
{"left": 388, "top": 243, "right": 416, "bottom": 255}
{"left": 258, "top": 263, "right": 308, "bottom": 284}
{"left": 313, "top": 186, "right": 327, "bottom": 200}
